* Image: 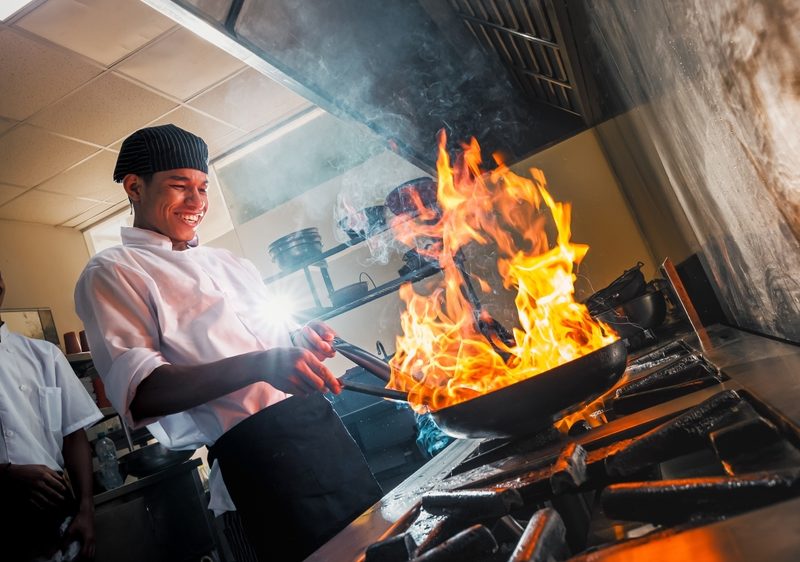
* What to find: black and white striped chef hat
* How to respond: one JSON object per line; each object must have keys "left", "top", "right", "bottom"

{"left": 113, "top": 124, "right": 208, "bottom": 182}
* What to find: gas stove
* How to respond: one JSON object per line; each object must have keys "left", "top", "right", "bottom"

{"left": 307, "top": 322, "right": 800, "bottom": 562}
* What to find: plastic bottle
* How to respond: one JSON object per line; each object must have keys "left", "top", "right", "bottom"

{"left": 95, "top": 432, "right": 124, "bottom": 490}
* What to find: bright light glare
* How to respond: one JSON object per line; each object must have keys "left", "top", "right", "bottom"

{"left": 1, "top": 0, "right": 36, "bottom": 20}
{"left": 261, "top": 293, "right": 299, "bottom": 331}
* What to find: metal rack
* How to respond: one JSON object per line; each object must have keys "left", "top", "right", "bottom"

{"left": 263, "top": 228, "right": 442, "bottom": 322}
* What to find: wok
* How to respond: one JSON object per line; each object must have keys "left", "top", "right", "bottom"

{"left": 119, "top": 443, "right": 195, "bottom": 478}
{"left": 333, "top": 337, "right": 628, "bottom": 439}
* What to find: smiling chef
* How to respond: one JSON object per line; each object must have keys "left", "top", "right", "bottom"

{"left": 74, "top": 124, "right": 382, "bottom": 562}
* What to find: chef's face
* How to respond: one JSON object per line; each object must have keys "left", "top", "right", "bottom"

{"left": 125, "top": 169, "right": 209, "bottom": 250}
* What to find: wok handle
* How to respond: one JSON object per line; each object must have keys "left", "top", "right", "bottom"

{"left": 332, "top": 337, "right": 392, "bottom": 382}
{"left": 341, "top": 380, "right": 408, "bottom": 401}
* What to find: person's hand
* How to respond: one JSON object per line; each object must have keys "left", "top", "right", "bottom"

{"left": 260, "top": 346, "right": 342, "bottom": 395}
{"left": 6, "top": 464, "right": 67, "bottom": 509}
{"left": 64, "top": 506, "right": 96, "bottom": 560}
{"left": 291, "top": 321, "right": 336, "bottom": 360}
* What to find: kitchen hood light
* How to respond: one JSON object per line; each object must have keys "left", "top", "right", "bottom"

{"left": 1, "top": 0, "right": 36, "bottom": 20}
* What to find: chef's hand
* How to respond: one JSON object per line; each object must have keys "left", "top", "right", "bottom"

{"left": 290, "top": 320, "right": 336, "bottom": 360}
{"left": 260, "top": 346, "right": 342, "bottom": 395}
{"left": 5, "top": 464, "right": 67, "bottom": 509}
{"left": 64, "top": 505, "right": 96, "bottom": 560}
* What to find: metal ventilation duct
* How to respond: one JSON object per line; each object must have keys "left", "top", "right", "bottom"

{"left": 153, "top": 0, "right": 589, "bottom": 169}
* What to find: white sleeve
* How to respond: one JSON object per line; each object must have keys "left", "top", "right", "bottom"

{"left": 50, "top": 347, "right": 103, "bottom": 436}
{"left": 74, "top": 261, "right": 168, "bottom": 428}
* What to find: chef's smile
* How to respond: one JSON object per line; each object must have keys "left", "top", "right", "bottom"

{"left": 129, "top": 168, "right": 209, "bottom": 250}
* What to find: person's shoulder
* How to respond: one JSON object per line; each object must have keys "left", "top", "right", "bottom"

{"left": 10, "top": 331, "right": 63, "bottom": 358}
{"left": 81, "top": 245, "right": 127, "bottom": 272}
{"left": 197, "top": 245, "right": 251, "bottom": 266}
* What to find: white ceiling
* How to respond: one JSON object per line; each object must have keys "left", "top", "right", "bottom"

{"left": 0, "top": 0, "right": 315, "bottom": 229}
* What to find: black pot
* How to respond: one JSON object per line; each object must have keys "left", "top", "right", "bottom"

{"left": 619, "top": 290, "right": 667, "bottom": 329}
{"left": 330, "top": 282, "right": 369, "bottom": 307}
{"left": 593, "top": 290, "right": 667, "bottom": 339}
{"left": 384, "top": 177, "right": 440, "bottom": 219}
{"left": 337, "top": 205, "right": 387, "bottom": 240}
{"left": 330, "top": 273, "right": 376, "bottom": 307}
{"left": 268, "top": 228, "right": 323, "bottom": 271}
{"left": 585, "top": 262, "right": 646, "bottom": 315}
{"left": 119, "top": 443, "right": 195, "bottom": 478}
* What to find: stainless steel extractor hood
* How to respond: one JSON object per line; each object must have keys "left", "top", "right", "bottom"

{"left": 145, "top": 0, "right": 592, "bottom": 170}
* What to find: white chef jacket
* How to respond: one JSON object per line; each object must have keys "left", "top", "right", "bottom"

{"left": 74, "top": 226, "right": 293, "bottom": 513}
{"left": 0, "top": 323, "right": 102, "bottom": 471}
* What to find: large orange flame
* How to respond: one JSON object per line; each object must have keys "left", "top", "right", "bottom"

{"left": 388, "top": 131, "right": 617, "bottom": 412}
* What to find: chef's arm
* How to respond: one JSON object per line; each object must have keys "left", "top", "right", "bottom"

{"left": 62, "top": 429, "right": 97, "bottom": 559}
{"left": 130, "top": 347, "right": 341, "bottom": 422}
{"left": 62, "top": 429, "right": 94, "bottom": 509}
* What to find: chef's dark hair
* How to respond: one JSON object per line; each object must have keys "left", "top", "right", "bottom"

{"left": 113, "top": 124, "right": 208, "bottom": 182}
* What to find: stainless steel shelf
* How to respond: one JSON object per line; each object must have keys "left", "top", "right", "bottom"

{"left": 298, "top": 262, "right": 442, "bottom": 322}
{"left": 66, "top": 351, "right": 92, "bottom": 363}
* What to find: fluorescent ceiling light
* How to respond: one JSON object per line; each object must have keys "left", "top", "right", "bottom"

{"left": 1, "top": 0, "right": 37, "bottom": 20}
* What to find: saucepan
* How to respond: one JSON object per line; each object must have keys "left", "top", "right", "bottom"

{"left": 119, "top": 442, "right": 195, "bottom": 478}
{"left": 333, "top": 336, "right": 627, "bottom": 439}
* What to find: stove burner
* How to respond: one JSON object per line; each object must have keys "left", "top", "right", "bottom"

{"left": 508, "top": 507, "right": 569, "bottom": 562}
{"left": 361, "top": 379, "right": 800, "bottom": 561}
{"left": 601, "top": 469, "right": 800, "bottom": 525}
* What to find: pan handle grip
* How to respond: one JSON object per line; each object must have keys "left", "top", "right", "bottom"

{"left": 341, "top": 380, "right": 408, "bottom": 401}
{"left": 332, "top": 337, "right": 392, "bottom": 382}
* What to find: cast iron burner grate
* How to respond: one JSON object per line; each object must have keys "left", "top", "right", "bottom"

{"left": 362, "top": 386, "right": 800, "bottom": 562}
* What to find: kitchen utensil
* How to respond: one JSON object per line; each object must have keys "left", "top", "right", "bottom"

{"left": 329, "top": 272, "right": 376, "bottom": 308}
{"left": 333, "top": 336, "right": 391, "bottom": 382}
{"left": 333, "top": 337, "right": 628, "bottom": 439}
{"left": 620, "top": 289, "right": 667, "bottom": 329}
{"left": 593, "top": 308, "right": 644, "bottom": 340}
{"left": 268, "top": 227, "right": 323, "bottom": 271}
{"left": 585, "top": 262, "right": 647, "bottom": 315}
{"left": 398, "top": 248, "right": 438, "bottom": 276}
{"left": 337, "top": 205, "right": 388, "bottom": 240}
{"left": 592, "top": 289, "right": 667, "bottom": 340}
{"left": 119, "top": 443, "right": 195, "bottom": 478}
{"left": 384, "top": 177, "right": 441, "bottom": 219}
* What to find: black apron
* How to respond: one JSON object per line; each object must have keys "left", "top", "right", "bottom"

{"left": 209, "top": 394, "right": 383, "bottom": 562}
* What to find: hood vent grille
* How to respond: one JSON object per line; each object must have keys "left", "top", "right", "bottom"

{"left": 449, "top": 0, "right": 583, "bottom": 117}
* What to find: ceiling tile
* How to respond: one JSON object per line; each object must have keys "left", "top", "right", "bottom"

{"left": 15, "top": 0, "right": 176, "bottom": 66}
{"left": 0, "top": 27, "right": 102, "bottom": 121}
{"left": 0, "top": 125, "right": 99, "bottom": 187}
{"left": 61, "top": 199, "right": 128, "bottom": 229}
{"left": 0, "top": 188, "right": 101, "bottom": 225}
{"left": 189, "top": 67, "right": 312, "bottom": 131}
{"left": 148, "top": 106, "right": 240, "bottom": 156}
{"left": 0, "top": 117, "right": 17, "bottom": 135}
{"left": 115, "top": 27, "right": 245, "bottom": 101}
{"left": 36, "top": 150, "right": 120, "bottom": 200}
{"left": 27, "top": 72, "right": 178, "bottom": 146}
{"left": 0, "top": 184, "right": 26, "bottom": 206}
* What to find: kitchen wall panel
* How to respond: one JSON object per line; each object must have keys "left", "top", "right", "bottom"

{"left": 0, "top": 219, "right": 90, "bottom": 342}
{"left": 575, "top": 0, "right": 800, "bottom": 342}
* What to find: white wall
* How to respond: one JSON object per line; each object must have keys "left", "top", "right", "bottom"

{"left": 0, "top": 219, "right": 90, "bottom": 345}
